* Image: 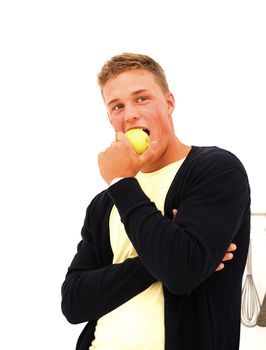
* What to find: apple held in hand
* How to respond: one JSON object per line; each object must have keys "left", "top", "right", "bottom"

{"left": 125, "top": 129, "right": 150, "bottom": 154}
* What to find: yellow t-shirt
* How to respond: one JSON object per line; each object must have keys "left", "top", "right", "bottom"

{"left": 89, "top": 158, "right": 185, "bottom": 350}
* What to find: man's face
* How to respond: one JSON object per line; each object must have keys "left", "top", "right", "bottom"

{"left": 102, "top": 69, "right": 176, "bottom": 160}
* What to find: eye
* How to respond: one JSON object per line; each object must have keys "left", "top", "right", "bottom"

{"left": 137, "top": 96, "right": 147, "bottom": 103}
{"left": 113, "top": 103, "right": 124, "bottom": 111}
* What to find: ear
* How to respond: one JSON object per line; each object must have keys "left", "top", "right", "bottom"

{"left": 166, "top": 92, "right": 175, "bottom": 114}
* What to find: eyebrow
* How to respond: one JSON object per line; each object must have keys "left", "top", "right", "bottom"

{"left": 107, "top": 89, "right": 150, "bottom": 107}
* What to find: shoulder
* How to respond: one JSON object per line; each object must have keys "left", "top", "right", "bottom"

{"left": 185, "top": 146, "right": 248, "bottom": 178}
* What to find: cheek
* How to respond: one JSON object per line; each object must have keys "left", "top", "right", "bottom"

{"left": 109, "top": 118, "right": 124, "bottom": 132}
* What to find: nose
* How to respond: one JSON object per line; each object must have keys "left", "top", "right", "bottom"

{"left": 124, "top": 105, "right": 140, "bottom": 122}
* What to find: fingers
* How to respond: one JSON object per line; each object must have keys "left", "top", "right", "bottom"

{"left": 115, "top": 131, "right": 139, "bottom": 154}
{"left": 221, "top": 252, "right": 234, "bottom": 262}
{"left": 115, "top": 132, "right": 158, "bottom": 167}
{"left": 138, "top": 141, "right": 157, "bottom": 164}
{"left": 172, "top": 209, "right": 178, "bottom": 221}
{"left": 227, "top": 243, "right": 237, "bottom": 252}
{"left": 108, "top": 132, "right": 135, "bottom": 154}
{"left": 221, "top": 243, "right": 237, "bottom": 262}
{"left": 215, "top": 243, "right": 237, "bottom": 272}
{"left": 215, "top": 263, "right": 225, "bottom": 272}
{"left": 116, "top": 131, "right": 130, "bottom": 144}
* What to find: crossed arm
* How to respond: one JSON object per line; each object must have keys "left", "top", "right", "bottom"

{"left": 61, "top": 201, "right": 237, "bottom": 325}
{"left": 106, "top": 171, "right": 249, "bottom": 295}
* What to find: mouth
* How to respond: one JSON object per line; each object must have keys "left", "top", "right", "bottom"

{"left": 142, "top": 128, "right": 150, "bottom": 136}
{"left": 126, "top": 127, "right": 150, "bottom": 136}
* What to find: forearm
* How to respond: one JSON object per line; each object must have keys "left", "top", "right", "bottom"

{"left": 61, "top": 256, "right": 156, "bottom": 324}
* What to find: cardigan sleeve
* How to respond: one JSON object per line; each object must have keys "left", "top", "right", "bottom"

{"left": 61, "top": 203, "right": 156, "bottom": 324}
{"left": 107, "top": 164, "right": 250, "bottom": 295}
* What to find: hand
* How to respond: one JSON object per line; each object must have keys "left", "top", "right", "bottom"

{"left": 98, "top": 132, "right": 157, "bottom": 185}
{"left": 172, "top": 209, "right": 236, "bottom": 272}
{"left": 215, "top": 243, "right": 236, "bottom": 271}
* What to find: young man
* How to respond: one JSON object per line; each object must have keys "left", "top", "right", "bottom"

{"left": 61, "top": 53, "right": 250, "bottom": 350}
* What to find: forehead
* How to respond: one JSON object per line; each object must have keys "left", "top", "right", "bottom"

{"left": 102, "top": 69, "right": 162, "bottom": 104}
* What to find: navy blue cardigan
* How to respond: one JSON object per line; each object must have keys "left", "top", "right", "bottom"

{"left": 61, "top": 146, "right": 250, "bottom": 350}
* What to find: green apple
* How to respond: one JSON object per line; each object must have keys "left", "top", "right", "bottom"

{"left": 125, "top": 129, "right": 150, "bottom": 154}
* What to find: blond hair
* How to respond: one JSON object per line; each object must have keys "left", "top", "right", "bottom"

{"left": 97, "top": 53, "right": 169, "bottom": 94}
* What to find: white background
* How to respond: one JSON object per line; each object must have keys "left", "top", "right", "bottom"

{"left": 0, "top": 0, "right": 265, "bottom": 349}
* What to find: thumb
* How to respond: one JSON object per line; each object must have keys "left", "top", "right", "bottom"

{"left": 138, "top": 141, "right": 158, "bottom": 163}
{"left": 116, "top": 131, "right": 126, "bottom": 141}
{"left": 116, "top": 131, "right": 132, "bottom": 146}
